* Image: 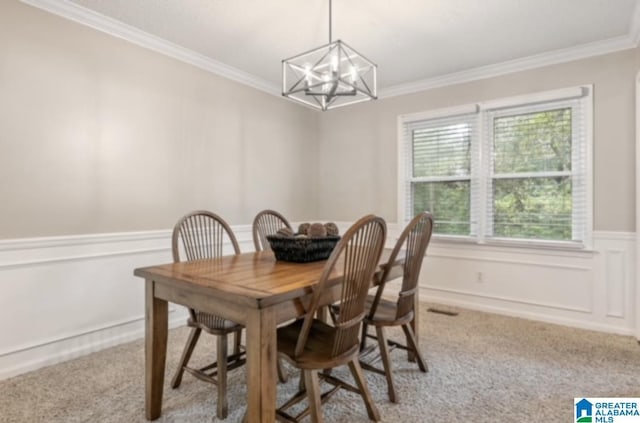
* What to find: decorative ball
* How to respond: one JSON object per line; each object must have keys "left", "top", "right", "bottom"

{"left": 307, "top": 222, "right": 327, "bottom": 238}
{"left": 324, "top": 222, "right": 339, "bottom": 236}
{"left": 298, "top": 223, "right": 311, "bottom": 235}
{"left": 276, "top": 227, "right": 294, "bottom": 237}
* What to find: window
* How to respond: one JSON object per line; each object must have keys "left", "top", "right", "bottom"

{"left": 400, "top": 87, "right": 592, "bottom": 248}
{"left": 405, "top": 112, "right": 477, "bottom": 236}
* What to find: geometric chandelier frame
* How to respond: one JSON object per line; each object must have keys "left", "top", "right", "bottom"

{"left": 282, "top": 0, "right": 377, "bottom": 111}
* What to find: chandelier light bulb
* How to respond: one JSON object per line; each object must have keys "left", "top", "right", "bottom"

{"left": 304, "top": 64, "right": 312, "bottom": 87}
{"left": 322, "top": 73, "right": 331, "bottom": 92}
{"left": 331, "top": 54, "right": 339, "bottom": 72}
{"left": 350, "top": 65, "right": 357, "bottom": 83}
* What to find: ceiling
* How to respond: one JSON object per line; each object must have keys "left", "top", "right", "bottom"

{"left": 26, "top": 0, "right": 640, "bottom": 96}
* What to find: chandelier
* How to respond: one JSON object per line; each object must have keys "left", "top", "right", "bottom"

{"left": 282, "top": 0, "right": 377, "bottom": 111}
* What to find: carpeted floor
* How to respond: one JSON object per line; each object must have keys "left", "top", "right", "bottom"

{"left": 1, "top": 303, "right": 638, "bottom": 422}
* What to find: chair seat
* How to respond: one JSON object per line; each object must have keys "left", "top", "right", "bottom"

{"left": 365, "top": 295, "right": 413, "bottom": 326}
{"left": 189, "top": 311, "right": 243, "bottom": 333}
{"left": 277, "top": 319, "right": 358, "bottom": 370}
{"left": 364, "top": 296, "right": 413, "bottom": 326}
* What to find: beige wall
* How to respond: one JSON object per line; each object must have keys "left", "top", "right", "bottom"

{"left": 0, "top": 1, "right": 319, "bottom": 239}
{"left": 317, "top": 49, "right": 638, "bottom": 232}
{"left": 2, "top": 1, "right": 637, "bottom": 238}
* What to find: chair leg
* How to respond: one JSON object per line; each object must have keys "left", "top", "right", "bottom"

{"left": 360, "top": 322, "right": 369, "bottom": 351}
{"left": 401, "top": 323, "right": 428, "bottom": 372}
{"left": 316, "top": 306, "right": 328, "bottom": 322}
{"left": 277, "top": 359, "right": 288, "bottom": 383}
{"left": 171, "top": 327, "right": 201, "bottom": 389}
{"left": 216, "top": 334, "right": 228, "bottom": 419}
{"left": 233, "top": 330, "right": 242, "bottom": 358}
{"left": 298, "top": 369, "right": 306, "bottom": 391}
{"left": 304, "top": 369, "right": 324, "bottom": 423}
{"left": 375, "top": 326, "right": 397, "bottom": 403}
{"left": 348, "top": 359, "right": 380, "bottom": 422}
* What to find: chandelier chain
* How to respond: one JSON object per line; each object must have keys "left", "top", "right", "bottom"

{"left": 329, "top": 0, "right": 332, "bottom": 43}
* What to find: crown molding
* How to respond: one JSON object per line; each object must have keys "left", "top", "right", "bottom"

{"left": 19, "top": 0, "right": 281, "bottom": 96}
{"left": 379, "top": 35, "right": 637, "bottom": 99}
{"left": 20, "top": 0, "right": 640, "bottom": 104}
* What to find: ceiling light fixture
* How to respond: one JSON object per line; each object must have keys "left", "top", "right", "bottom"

{"left": 282, "top": 0, "right": 377, "bottom": 111}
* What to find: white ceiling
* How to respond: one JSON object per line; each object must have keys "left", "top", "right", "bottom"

{"left": 26, "top": 0, "right": 640, "bottom": 96}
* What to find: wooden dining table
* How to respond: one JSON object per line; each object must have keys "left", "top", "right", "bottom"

{"left": 134, "top": 249, "right": 411, "bottom": 423}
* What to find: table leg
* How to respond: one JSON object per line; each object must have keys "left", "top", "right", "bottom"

{"left": 145, "top": 279, "right": 168, "bottom": 420}
{"left": 245, "top": 307, "right": 277, "bottom": 423}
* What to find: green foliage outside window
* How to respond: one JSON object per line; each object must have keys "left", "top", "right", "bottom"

{"left": 492, "top": 108, "right": 572, "bottom": 240}
{"left": 413, "top": 181, "right": 470, "bottom": 235}
{"left": 493, "top": 177, "right": 572, "bottom": 240}
{"left": 410, "top": 107, "right": 575, "bottom": 241}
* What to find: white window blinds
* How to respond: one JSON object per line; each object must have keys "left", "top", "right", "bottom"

{"left": 403, "top": 112, "right": 478, "bottom": 236}
{"left": 484, "top": 97, "right": 588, "bottom": 244}
{"left": 400, "top": 86, "right": 591, "bottom": 248}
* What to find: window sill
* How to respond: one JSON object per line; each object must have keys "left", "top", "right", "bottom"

{"left": 430, "top": 235, "right": 596, "bottom": 257}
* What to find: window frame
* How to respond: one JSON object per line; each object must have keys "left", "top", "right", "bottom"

{"left": 397, "top": 86, "right": 593, "bottom": 250}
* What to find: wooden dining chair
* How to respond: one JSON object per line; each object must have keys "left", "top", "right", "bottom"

{"left": 275, "top": 215, "right": 386, "bottom": 423}
{"left": 170, "top": 210, "right": 246, "bottom": 420}
{"left": 359, "top": 212, "right": 434, "bottom": 403}
{"left": 252, "top": 209, "right": 293, "bottom": 252}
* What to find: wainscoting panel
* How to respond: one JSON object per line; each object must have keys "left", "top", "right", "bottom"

{"left": 604, "top": 249, "right": 626, "bottom": 318}
{"left": 0, "top": 226, "right": 635, "bottom": 381}
{"left": 418, "top": 231, "right": 636, "bottom": 336}
{"left": 0, "top": 226, "right": 255, "bottom": 380}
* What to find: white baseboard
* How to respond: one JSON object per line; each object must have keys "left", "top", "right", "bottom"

{"left": 422, "top": 288, "right": 635, "bottom": 336}
{"left": 0, "top": 308, "right": 188, "bottom": 381}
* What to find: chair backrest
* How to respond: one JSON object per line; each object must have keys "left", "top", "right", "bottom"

{"left": 252, "top": 209, "right": 293, "bottom": 252}
{"left": 368, "top": 212, "right": 434, "bottom": 321}
{"left": 294, "top": 215, "right": 387, "bottom": 359}
{"left": 172, "top": 210, "right": 241, "bottom": 263}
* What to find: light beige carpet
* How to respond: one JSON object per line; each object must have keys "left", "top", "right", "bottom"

{"left": 1, "top": 303, "right": 638, "bottom": 422}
